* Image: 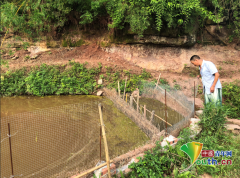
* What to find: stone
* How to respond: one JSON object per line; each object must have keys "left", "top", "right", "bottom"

{"left": 132, "top": 34, "right": 196, "bottom": 47}
{"left": 11, "top": 55, "right": 19, "bottom": 60}
{"left": 196, "top": 110, "right": 203, "bottom": 116}
{"left": 30, "top": 54, "right": 39, "bottom": 59}
{"left": 235, "top": 45, "right": 240, "bottom": 51}
{"left": 98, "top": 79, "right": 103, "bottom": 85}
{"left": 225, "top": 124, "right": 240, "bottom": 131}
{"left": 190, "top": 118, "right": 201, "bottom": 135}
{"left": 97, "top": 91, "right": 103, "bottom": 96}
{"left": 187, "top": 98, "right": 204, "bottom": 109}
{"left": 227, "top": 119, "right": 240, "bottom": 126}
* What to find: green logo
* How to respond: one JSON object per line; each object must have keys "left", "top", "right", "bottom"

{"left": 180, "top": 142, "right": 203, "bottom": 172}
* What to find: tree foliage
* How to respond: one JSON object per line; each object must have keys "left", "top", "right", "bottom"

{"left": 1, "top": 0, "right": 240, "bottom": 38}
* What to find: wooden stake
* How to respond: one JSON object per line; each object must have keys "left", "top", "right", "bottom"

{"left": 194, "top": 81, "right": 195, "bottom": 118}
{"left": 98, "top": 104, "right": 111, "bottom": 178}
{"left": 144, "top": 105, "right": 146, "bottom": 119}
{"left": 165, "top": 89, "right": 167, "bottom": 137}
{"left": 126, "top": 93, "right": 128, "bottom": 102}
{"left": 74, "top": 160, "right": 113, "bottom": 178}
{"left": 150, "top": 110, "right": 155, "bottom": 122}
{"left": 155, "top": 73, "right": 161, "bottom": 89}
{"left": 8, "top": 123, "right": 14, "bottom": 177}
{"left": 123, "top": 77, "right": 127, "bottom": 99}
{"left": 130, "top": 96, "right": 133, "bottom": 108}
{"left": 137, "top": 90, "right": 139, "bottom": 113}
{"left": 118, "top": 81, "right": 120, "bottom": 97}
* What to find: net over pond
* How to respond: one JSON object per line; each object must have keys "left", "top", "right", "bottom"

{"left": 1, "top": 96, "right": 149, "bottom": 178}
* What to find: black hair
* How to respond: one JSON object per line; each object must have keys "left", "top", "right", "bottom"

{"left": 190, "top": 55, "right": 200, "bottom": 61}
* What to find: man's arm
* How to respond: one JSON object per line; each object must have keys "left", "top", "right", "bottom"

{"left": 210, "top": 72, "right": 220, "bottom": 93}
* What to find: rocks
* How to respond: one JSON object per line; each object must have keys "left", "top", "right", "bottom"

{"left": 235, "top": 44, "right": 240, "bottom": 51}
{"left": 30, "top": 54, "right": 39, "bottom": 59}
{"left": 225, "top": 124, "right": 240, "bottom": 131}
{"left": 98, "top": 79, "right": 103, "bottom": 85}
{"left": 227, "top": 118, "right": 240, "bottom": 126}
{"left": 97, "top": 90, "right": 103, "bottom": 96}
{"left": 132, "top": 34, "right": 196, "bottom": 47}
{"left": 196, "top": 110, "right": 203, "bottom": 117}
{"left": 11, "top": 55, "right": 19, "bottom": 60}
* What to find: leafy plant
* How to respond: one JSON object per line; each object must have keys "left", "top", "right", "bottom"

{"left": 174, "top": 84, "right": 181, "bottom": 90}
{"left": 22, "top": 42, "right": 30, "bottom": 50}
{"left": 222, "top": 80, "right": 240, "bottom": 119}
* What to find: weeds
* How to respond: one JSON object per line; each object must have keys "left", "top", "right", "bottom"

{"left": 222, "top": 80, "right": 240, "bottom": 119}
{"left": 124, "top": 103, "right": 239, "bottom": 177}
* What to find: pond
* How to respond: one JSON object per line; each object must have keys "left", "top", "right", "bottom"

{"left": 1, "top": 95, "right": 149, "bottom": 178}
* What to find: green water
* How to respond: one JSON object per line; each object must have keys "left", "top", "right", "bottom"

{"left": 128, "top": 96, "right": 184, "bottom": 130}
{"left": 1, "top": 95, "right": 149, "bottom": 178}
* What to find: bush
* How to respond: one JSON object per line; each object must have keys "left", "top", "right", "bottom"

{"left": 222, "top": 80, "right": 240, "bottom": 119}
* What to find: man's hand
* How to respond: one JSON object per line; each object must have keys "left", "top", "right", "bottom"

{"left": 197, "top": 75, "right": 200, "bottom": 79}
{"left": 210, "top": 85, "right": 215, "bottom": 93}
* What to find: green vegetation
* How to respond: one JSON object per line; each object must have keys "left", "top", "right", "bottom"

{"left": 222, "top": 80, "right": 240, "bottom": 119}
{"left": 0, "top": 61, "right": 101, "bottom": 96}
{"left": 1, "top": 0, "right": 240, "bottom": 40}
{"left": 0, "top": 61, "right": 160, "bottom": 97}
{"left": 62, "top": 39, "right": 85, "bottom": 47}
{"left": 123, "top": 103, "right": 240, "bottom": 177}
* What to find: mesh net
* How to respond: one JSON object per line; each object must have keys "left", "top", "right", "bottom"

{"left": 1, "top": 99, "right": 150, "bottom": 178}
{"left": 140, "top": 80, "right": 199, "bottom": 134}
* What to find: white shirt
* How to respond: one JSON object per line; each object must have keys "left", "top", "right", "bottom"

{"left": 199, "top": 60, "right": 222, "bottom": 94}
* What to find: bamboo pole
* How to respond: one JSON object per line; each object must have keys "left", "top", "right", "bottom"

{"left": 154, "top": 113, "right": 172, "bottom": 126}
{"left": 126, "top": 93, "right": 128, "bottom": 102}
{"left": 194, "top": 81, "right": 195, "bottom": 117}
{"left": 98, "top": 104, "right": 111, "bottom": 178}
{"left": 8, "top": 123, "right": 14, "bottom": 177}
{"left": 132, "top": 97, "right": 137, "bottom": 104}
{"left": 144, "top": 105, "right": 146, "bottom": 119}
{"left": 123, "top": 77, "right": 127, "bottom": 99}
{"left": 130, "top": 96, "right": 133, "bottom": 108}
{"left": 137, "top": 91, "right": 139, "bottom": 113}
{"left": 150, "top": 110, "right": 155, "bottom": 122}
{"left": 165, "top": 89, "right": 167, "bottom": 137}
{"left": 100, "top": 125, "right": 102, "bottom": 162}
{"left": 74, "top": 160, "right": 114, "bottom": 178}
{"left": 118, "top": 81, "right": 120, "bottom": 97}
{"left": 155, "top": 73, "right": 161, "bottom": 89}
{"left": 145, "top": 108, "right": 172, "bottom": 126}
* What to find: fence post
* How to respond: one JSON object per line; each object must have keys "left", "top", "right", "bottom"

{"left": 130, "top": 96, "right": 133, "bottom": 108}
{"left": 194, "top": 81, "right": 195, "bottom": 117}
{"left": 137, "top": 91, "right": 139, "bottom": 113}
{"left": 144, "top": 105, "right": 146, "bottom": 119}
{"left": 98, "top": 104, "right": 111, "bottom": 178}
{"left": 8, "top": 123, "right": 14, "bottom": 178}
{"left": 123, "top": 77, "right": 127, "bottom": 99}
{"left": 100, "top": 124, "right": 101, "bottom": 162}
{"left": 155, "top": 73, "right": 161, "bottom": 90}
{"left": 150, "top": 110, "right": 155, "bottom": 122}
{"left": 118, "top": 81, "right": 120, "bottom": 97}
{"left": 165, "top": 89, "right": 167, "bottom": 137}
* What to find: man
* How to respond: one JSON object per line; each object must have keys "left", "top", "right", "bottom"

{"left": 190, "top": 55, "right": 222, "bottom": 106}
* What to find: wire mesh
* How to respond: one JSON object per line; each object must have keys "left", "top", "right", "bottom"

{"left": 1, "top": 100, "right": 101, "bottom": 178}
{"left": 1, "top": 97, "right": 151, "bottom": 178}
{"left": 140, "top": 80, "right": 197, "bottom": 134}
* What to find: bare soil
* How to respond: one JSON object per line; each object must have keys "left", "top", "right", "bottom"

{"left": 1, "top": 41, "right": 240, "bottom": 100}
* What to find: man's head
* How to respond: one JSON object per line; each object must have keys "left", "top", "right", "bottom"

{"left": 190, "top": 55, "right": 202, "bottom": 66}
